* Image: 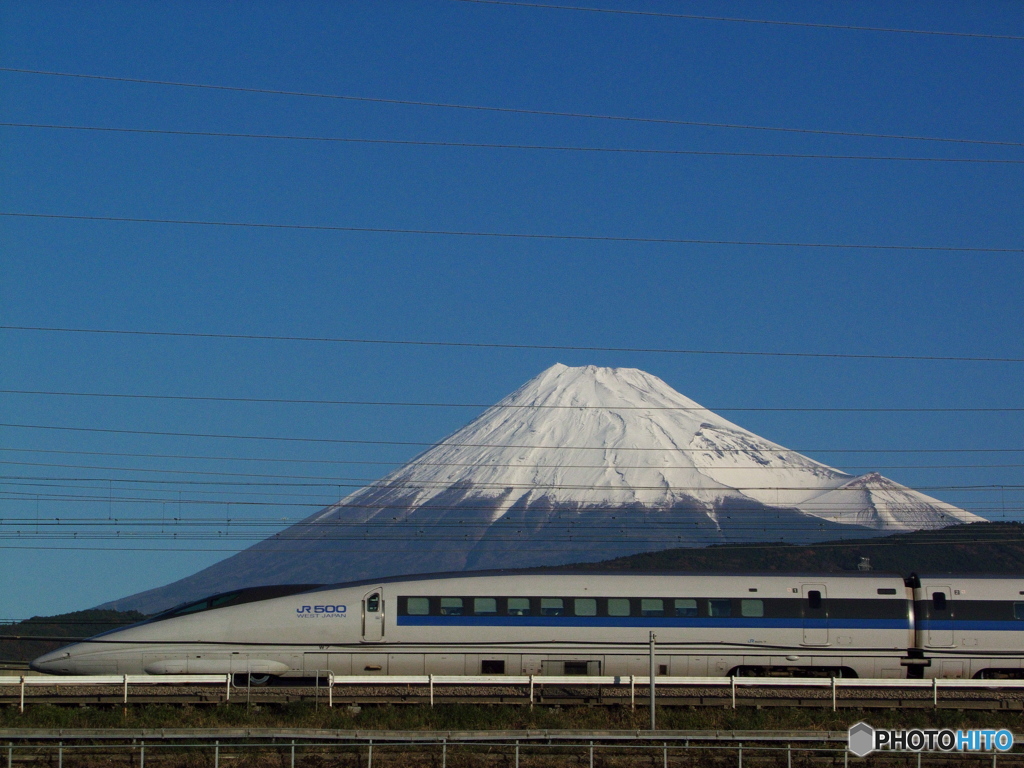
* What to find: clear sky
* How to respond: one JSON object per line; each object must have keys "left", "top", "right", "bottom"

{"left": 1, "top": 1, "right": 1022, "bottom": 619}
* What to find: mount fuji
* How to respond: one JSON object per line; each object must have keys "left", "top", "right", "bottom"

{"left": 105, "top": 364, "right": 981, "bottom": 613}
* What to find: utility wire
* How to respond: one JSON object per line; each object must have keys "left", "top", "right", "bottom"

{"left": 5, "top": 211, "right": 1020, "bottom": 253}
{"left": 3, "top": 122, "right": 1020, "bottom": 165}
{"left": 3, "top": 388, "right": 1021, "bottom": 412}
{"left": 3, "top": 68, "right": 1021, "bottom": 148}
{"left": 4, "top": 325, "right": 1024, "bottom": 362}
{"left": 3, "top": 421, "right": 1022, "bottom": 452}
{"left": 1, "top": 446, "right": 1021, "bottom": 472}
{"left": 451, "top": 0, "right": 1024, "bottom": 41}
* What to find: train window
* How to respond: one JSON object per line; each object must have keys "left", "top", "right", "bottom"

{"left": 608, "top": 598, "right": 631, "bottom": 617}
{"left": 366, "top": 594, "right": 380, "bottom": 613}
{"left": 541, "top": 598, "right": 564, "bottom": 617}
{"left": 406, "top": 597, "right": 429, "bottom": 615}
{"left": 1014, "top": 603, "right": 1024, "bottom": 620}
{"left": 574, "top": 598, "right": 597, "bottom": 617}
{"left": 708, "top": 599, "right": 732, "bottom": 618}
{"left": 474, "top": 598, "right": 497, "bottom": 615}
{"left": 807, "top": 591, "right": 822, "bottom": 610}
{"left": 741, "top": 599, "right": 764, "bottom": 617}
{"left": 674, "top": 599, "right": 697, "bottom": 618}
{"left": 932, "top": 592, "right": 947, "bottom": 611}
{"left": 439, "top": 598, "right": 463, "bottom": 616}
{"left": 507, "top": 598, "right": 531, "bottom": 616}
{"left": 641, "top": 599, "right": 665, "bottom": 617}
{"left": 481, "top": 659, "right": 505, "bottom": 674}
{"left": 877, "top": 588, "right": 897, "bottom": 595}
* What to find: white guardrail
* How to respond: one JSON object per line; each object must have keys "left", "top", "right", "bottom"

{"left": 3, "top": 674, "right": 1024, "bottom": 712}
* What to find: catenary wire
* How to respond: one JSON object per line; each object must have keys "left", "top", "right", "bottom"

{"left": 3, "top": 212, "right": 1021, "bottom": 253}
{"left": 5, "top": 325, "right": 1023, "bottom": 363}
{"left": 450, "top": 0, "right": 1024, "bottom": 41}
{"left": 1, "top": 446, "right": 1021, "bottom": 472}
{"left": 2, "top": 68, "right": 1022, "bottom": 148}
{"left": 3, "top": 388, "right": 1022, "bottom": 412}
{"left": 3, "top": 122, "right": 1021, "bottom": 165}
{"left": 2, "top": 421, "right": 1021, "bottom": 453}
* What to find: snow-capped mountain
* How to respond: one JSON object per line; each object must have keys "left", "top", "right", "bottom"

{"left": 105, "top": 364, "right": 981, "bottom": 613}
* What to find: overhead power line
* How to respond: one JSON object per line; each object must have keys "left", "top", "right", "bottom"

{"left": 3, "top": 447, "right": 1020, "bottom": 473}
{"left": 452, "top": 0, "right": 1024, "bottom": 41}
{"left": 3, "top": 122, "right": 1021, "bottom": 165}
{"left": 3, "top": 388, "right": 1022, "bottom": 412}
{"left": 5, "top": 211, "right": 1020, "bottom": 253}
{"left": 3, "top": 68, "right": 1021, "bottom": 148}
{"left": 3, "top": 421, "right": 1023, "bottom": 453}
{"left": 3, "top": 325, "right": 1023, "bottom": 363}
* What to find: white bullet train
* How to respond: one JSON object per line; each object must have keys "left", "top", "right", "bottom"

{"left": 30, "top": 571, "right": 1024, "bottom": 681}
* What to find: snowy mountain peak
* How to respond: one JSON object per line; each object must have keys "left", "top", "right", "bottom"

{"left": 104, "top": 364, "right": 984, "bottom": 614}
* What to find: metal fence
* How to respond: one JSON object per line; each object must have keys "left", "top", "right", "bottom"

{"left": 4, "top": 673, "right": 1024, "bottom": 712}
{"left": 2, "top": 729, "right": 1023, "bottom": 767}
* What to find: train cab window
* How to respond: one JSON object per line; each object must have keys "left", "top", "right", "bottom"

{"left": 474, "top": 598, "right": 497, "bottom": 616}
{"left": 708, "top": 599, "right": 732, "bottom": 618}
{"left": 1014, "top": 603, "right": 1024, "bottom": 620}
{"left": 541, "top": 598, "right": 564, "bottom": 617}
{"left": 366, "top": 594, "right": 380, "bottom": 613}
{"left": 641, "top": 599, "right": 664, "bottom": 617}
{"left": 741, "top": 599, "right": 764, "bottom": 618}
{"left": 574, "top": 598, "right": 597, "bottom": 617}
{"left": 507, "top": 598, "right": 531, "bottom": 616}
{"left": 608, "top": 598, "right": 631, "bottom": 617}
{"left": 807, "top": 591, "right": 822, "bottom": 610}
{"left": 674, "top": 599, "right": 697, "bottom": 618}
{"left": 406, "top": 597, "right": 429, "bottom": 615}
{"left": 932, "top": 592, "right": 947, "bottom": 611}
{"left": 439, "top": 598, "right": 463, "bottom": 616}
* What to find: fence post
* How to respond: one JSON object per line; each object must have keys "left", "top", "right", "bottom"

{"left": 367, "top": 739, "right": 373, "bottom": 768}
{"left": 787, "top": 743, "right": 791, "bottom": 768}
{"left": 529, "top": 675, "right": 534, "bottom": 710}
{"left": 19, "top": 678, "right": 24, "bottom": 713}
{"left": 933, "top": 677, "right": 938, "bottom": 708}
{"left": 442, "top": 739, "right": 447, "bottom": 768}
{"left": 515, "top": 741, "right": 519, "bottom": 768}
{"left": 663, "top": 741, "right": 668, "bottom": 768}
{"left": 225, "top": 674, "right": 230, "bottom": 701}
{"left": 214, "top": 740, "right": 219, "bottom": 768}
{"left": 58, "top": 742, "right": 62, "bottom": 768}
{"left": 589, "top": 740, "right": 594, "bottom": 768}
{"left": 649, "top": 631, "right": 657, "bottom": 730}
{"left": 7, "top": 742, "right": 12, "bottom": 768}
{"left": 140, "top": 740, "right": 145, "bottom": 768}
{"left": 832, "top": 677, "right": 837, "bottom": 712}
{"left": 329, "top": 671, "right": 334, "bottom": 708}
{"left": 731, "top": 676, "right": 736, "bottom": 709}
{"left": 430, "top": 674, "right": 434, "bottom": 707}
{"left": 124, "top": 674, "right": 129, "bottom": 704}
{"left": 738, "top": 741, "right": 742, "bottom": 768}
{"left": 630, "top": 674, "right": 635, "bottom": 709}
{"left": 291, "top": 739, "right": 295, "bottom": 768}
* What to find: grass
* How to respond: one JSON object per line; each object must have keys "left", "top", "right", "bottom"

{"left": 1, "top": 702, "right": 1021, "bottom": 732}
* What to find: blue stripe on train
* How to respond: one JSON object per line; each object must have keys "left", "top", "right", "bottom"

{"left": 919, "top": 620, "right": 1024, "bottom": 632}
{"left": 397, "top": 616, "right": 909, "bottom": 629}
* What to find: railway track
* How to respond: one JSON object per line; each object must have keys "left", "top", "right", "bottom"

{"left": 3, "top": 679, "right": 1024, "bottom": 710}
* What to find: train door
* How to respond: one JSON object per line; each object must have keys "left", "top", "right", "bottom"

{"left": 362, "top": 587, "right": 384, "bottom": 642}
{"left": 801, "top": 584, "right": 829, "bottom": 645}
{"left": 925, "top": 586, "right": 953, "bottom": 647}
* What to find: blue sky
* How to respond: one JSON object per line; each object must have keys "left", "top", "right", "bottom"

{"left": 1, "top": 1, "right": 1022, "bottom": 618}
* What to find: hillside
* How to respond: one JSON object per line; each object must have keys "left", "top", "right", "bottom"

{"left": 567, "top": 521, "right": 1024, "bottom": 574}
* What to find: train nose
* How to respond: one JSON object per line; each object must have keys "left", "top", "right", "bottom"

{"left": 29, "top": 648, "right": 73, "bottom": 674}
